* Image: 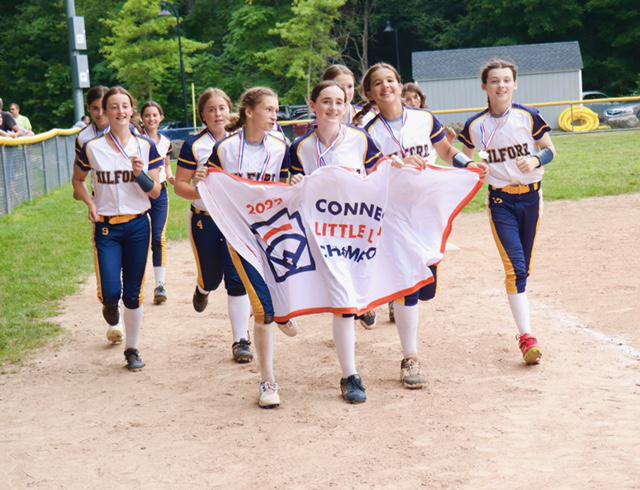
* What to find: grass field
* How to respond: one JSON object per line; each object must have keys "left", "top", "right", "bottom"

{"left": 1, "top": 131, "right": 638, "bottom": 365}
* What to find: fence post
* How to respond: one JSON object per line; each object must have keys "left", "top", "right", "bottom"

{"left": 64, "top": 135, "right": 72, "bottom": 178}
{"left": 22, "top": 144, "right": 32, "bottom": 202}
{"left": 1, "top": 146, "right": 11, "bottom": 213}
{"left": 41, "top": 141, "right": 48, "bottom": 194}
{"left": 55, "top": 136, "right": 62, "bottom": 187}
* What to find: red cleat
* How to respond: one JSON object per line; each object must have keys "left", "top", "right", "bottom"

{"left": 518, "top": 334, "right": 542, "bottom": 365}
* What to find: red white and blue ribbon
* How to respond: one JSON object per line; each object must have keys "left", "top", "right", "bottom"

{"left": 108, "top": 130, "right": 141, "bottom": 161}
{"left": 379, "top": 109, "right": 407, "bottom": 157}
{"left": 315, "top": 125, "right": 343, "bottom": 167}
{"left": 480, "top": 106, "right": 511, "bottom": 153}
{"left": 237, "top": 129, "right": 271, "bottom": 180}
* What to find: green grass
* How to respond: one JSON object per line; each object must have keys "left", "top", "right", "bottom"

{"left": 457, "top": 130, "right": 640, "bottom": 213}
{"left": 1, "top": 133, "right": 639, "bottom": 365}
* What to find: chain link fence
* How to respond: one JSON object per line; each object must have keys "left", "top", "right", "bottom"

{"left": 0, "top": 130, "right": 79, "bottom": 217}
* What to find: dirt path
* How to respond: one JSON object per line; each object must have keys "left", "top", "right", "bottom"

{"left": 1, "top": 194, "right": 639, "bottom": 489}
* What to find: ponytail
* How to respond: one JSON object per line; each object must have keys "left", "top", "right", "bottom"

{"left": 352, "top": 101, "right": 375, "bottom": 127}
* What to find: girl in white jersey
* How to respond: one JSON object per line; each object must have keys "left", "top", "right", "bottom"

{"left": 174, "top": 88, "right": 255, "bottom": 364}
{"left": 72, "top": 86, "right": 163, "bottom": 371}
{"left": 289, "top": 80, "right": 383, "bottom": 404}
{"left": 140, "top": 101, "right": 174, "bottom": 305}
{"left": 207, "top": 87, "right": 295, "bottom": 409}
{"left": 357, "top": 62, "right": 486, "bottom": 390}
{"left": 458, "top": 59, "right": 556, "bottom": 365}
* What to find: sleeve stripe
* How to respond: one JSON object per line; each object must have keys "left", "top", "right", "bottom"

{"left": 430, "top": 126, "right": 445, "bottom": 140}
{"left": 458, "top": 132, "right": 473, "bottom": 145}
{"left": 365, "top": 151, "right": 381, "bottom": 164}
{"left": 532, "top": 124, "right": 550, "bottom": 138}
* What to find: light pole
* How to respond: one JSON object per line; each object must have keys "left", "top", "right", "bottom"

{"left": 384, "top": 20, "right": 400, "bottom": 73}
{"left": 160, "top": 1, "right": 189, "bottom": 128}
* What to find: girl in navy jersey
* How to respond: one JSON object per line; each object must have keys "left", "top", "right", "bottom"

{"left": 140, "top": 101, "right": 174, "bottom": 305}
{"left": 72, "top": 86, "right": 163, "bottom": 371}
{"left": 289, "top": 80, "right": 382, "bottom": 404}
{"left": 458, "top": 59, "right": 555, "bottom": 365}
{"left": 174, "top": 88, "right": 254, "bottom": 364}
{"left": 208, "top": 87, "right": 295, "bottom": 409}
{"left": 356, "top": 63, "right": 486, "bottom": 390}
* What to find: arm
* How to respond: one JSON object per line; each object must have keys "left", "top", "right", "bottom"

{"left": 174, "top": 165, "right": 203, "bottom": 201}
{"left": 131, "top": 156, "right": 162, "bottom": 199}
{"left": 71, "top": 165, "right": 99, "bottom": 222}
{"left": 516, "top": 132, "right": 556, "bottom": 173}
{"left": 164, "top": 156, "right": 175, "bottom": 185}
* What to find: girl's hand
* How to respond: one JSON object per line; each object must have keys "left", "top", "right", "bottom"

{"left": 168, "top": 176, "right": 175, "bottom": 186}
{"left": 192, "top": 168, "right": 208, "bottom": 185}
{"left": 131, "top": 156, "right": 144, "bottom": 177}
{"left": 516, "top": 156, "right": 538, "bottom": 173}
{"left": 402, "top": 155, "right": 427, "bottom": 170}
{"left": 290, "top": 174, "right": 304, "bottom": 185}
{"left": 467, "top": 161, "right": 489, "bottom": 175}
{"left": 87, "top": 201, "right": 99, "bottom": 223}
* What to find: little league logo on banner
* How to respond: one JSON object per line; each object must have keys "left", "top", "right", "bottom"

{"left": 198, "top": 161, "right": 484, "bottom": 321}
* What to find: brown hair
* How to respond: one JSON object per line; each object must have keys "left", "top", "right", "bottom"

{"left": 101, "top": 86, "right": 136, "bottom": 111}
{"left": 309, "top": 80, "right": 347, "bottom": 103}
{"left": 352, "top": 63, "right": 401, "bottom": 126}
{"left": 322, "top": 64, "right": 356, "bottom": 83}
{"left": 140, "top": 100, "right": 164, "bottom": 117}
{"left": 402, "top": 82, "right": 426, "bottom": 108}
{"left": 197, "top": 87, "right": 233, "bottom": 124}
{"left": 86, "top": 85, "right": 109, "bottom": 107}
{"left": 481, "top": 58, "right": 518, "bottom": 84}
{"left": 225, "top": 87, "right": 278, "bottom": 132}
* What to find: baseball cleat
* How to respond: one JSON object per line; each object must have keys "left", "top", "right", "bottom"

{"left": 232, "top": 338, "right": 253, "bottom": 363}
{"left": 106, "top": 324, "right": 124, "bottom": 344}
{"left": 102, "top": 303, "right": 120, "bottom": 326}
{"left": 358, "top": 310, "right": 377, "bottom": 330}
{"left": 153, "top": 285, "right": 167, "bottom": 304}
{"left": 124, "top": 348, "right": 145, "bottom": 371}
{"left": 192, "top": 286, "right": 208, "bottom": 312}
{"left": 340, "top": 374, "right": 367, "bottom": 404}
{"left": 400, "top": 357, "right": 426, "bottom": 389}
{"left": 258, "top": 381, "right": 280, "bottom": 409}
{"left": 518, "top": 334, "right": 542, "bottom": 365}
{"left": 277, "top": 319, "right": 299, "bottom": 337}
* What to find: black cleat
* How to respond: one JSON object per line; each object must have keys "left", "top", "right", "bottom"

{"left": 124, "top": 348, "right": 145, "bottom": 371}
{"left": 102, "top": 304, "right": 120, "bottom": 326}
{"left": 358, "top": 310, "right": 377, "bottom": 330}
{"left": 232, "top": 338, "right": 254, "bottom": 364}
{"left": 340, "top": 374, "right": 367, "bottom": 404}
{"left": 153, "top": 285, "right": 167, "bottom": 304}
{"left": 192, "top": 286, "right": 208, "bottom": 312}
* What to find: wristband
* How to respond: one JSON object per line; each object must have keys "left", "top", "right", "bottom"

{"left": 452, "top": 152, "right": 472, "bottom": 168}
{"left": 136, "top": 171, "right": 155, "bottom": 193}
{"left": 534, "top": 148, "right": 554, "bottom": 168}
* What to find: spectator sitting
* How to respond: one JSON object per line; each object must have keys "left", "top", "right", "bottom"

{"left": 0, "top": 112, "right": 15, "bottom": 137}
{"left": 0, "top": 97, "right": 24, "bottom": 137}
{"left": 9, "top": 103, "right": 34, "bottom": 136}
{"left": 74, "top": 115, "right": 90, "bottom": 129}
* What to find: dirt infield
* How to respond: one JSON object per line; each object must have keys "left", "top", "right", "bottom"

{"left": 1, "top": 194, "right": 639, "bottom": 489}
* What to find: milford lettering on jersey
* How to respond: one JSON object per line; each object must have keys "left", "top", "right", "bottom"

{"left": 485, "top": 143, "right": 531, "bottom": 163}
{"left": 94, "top": 170, "right": 137, "bottom": 184}
{"left": 386, "top": 143, "right": 431, "bottom": 160}
{"left": 232, "top": 172, "right": 278, "bottom": 182}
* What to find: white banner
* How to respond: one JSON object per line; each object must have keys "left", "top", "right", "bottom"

{"left": 198, "top": 161, "right": 483, "bottom": 322}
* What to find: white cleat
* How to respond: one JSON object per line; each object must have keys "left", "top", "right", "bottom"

{"left": 258, "top": 381, "right": 280, "bottom": 409}
{"left": 277, "top": 319, "right": 299, "bottom": 337}
{"left": 106, "top": 324, "right": 124, "bottom": 344}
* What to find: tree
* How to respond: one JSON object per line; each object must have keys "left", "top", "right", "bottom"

{"left": 101, "top": 0, "right": 209, "bottom": 104}
{"left": 261, "top": 0, "right": 346, "bottom": 103}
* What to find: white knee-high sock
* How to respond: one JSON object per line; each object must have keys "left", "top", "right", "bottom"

{"left": 227, "top": 294, "right": 251, "bottom": 342}
{"left": 508, "top": 292, "right": 532, "bottom": 335}
{"left": 154, "top": 266, "right": 166, "bottom": 287}
{"left": 393, "top": 302, "right": 420, "bottom": 358}
{"left": 332, "top": 315, "right": 357, "bottom": 378}
{"left": 254, "top": 322, "right": 275, "bottom": 383}
{"left": 124, "top": 306, "right": 143, "bottom": 350}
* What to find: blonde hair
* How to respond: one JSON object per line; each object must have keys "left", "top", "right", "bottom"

{"left": 197, "top": 88, "right": 233, "bottom": 124}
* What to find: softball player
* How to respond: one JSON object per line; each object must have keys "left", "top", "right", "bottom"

{"left": 74, "top": 86, "right": 109, "bottom": 167}
{"left": 140, "top": 101, "right": 174, "bottom": 305}
{"left": 174, "top": 88, "right": 254, "bottom": 364}
{"left": 402, "top": 82, "right": 427, "bottom": 109}
{"left": 458, "top": 59, "right": 555, "bottom": 365}
{"left": 289, "top": 80, "right": 382, "bottom": 404}
{"left": 207, "top": 87, "right": 293, "bottom": 409}
{"left": 72, "top": 86, "right": 163, "bottom": 371}
{"left": 358, "top": 63, "right": 485, "bottom": 389}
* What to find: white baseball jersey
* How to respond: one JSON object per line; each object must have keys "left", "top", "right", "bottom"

{"left": 347, "top": 104, "right": 376, "bottom": 126}
{"left": 77, "top": 132, "right": 163, "bottom": 216}
{"left": 458, "top": 103, "right": 551, "bottom": 188}
{"left": 145, "top": 133, "right": 172, "bottom": 183}
{"left": 178, "top": 128, "right": 222, "bottom": 211}
{"left": 208, "top": 130, "right": 290, "bottom": 183}
{"left": 365, "top": 107, "right": 445, "bottom": 164}
{"left": 75, "top": 123, "right": 106, "bottom": 163}
{"left": 289, "top": 124, "right": 381, "bottom": 175}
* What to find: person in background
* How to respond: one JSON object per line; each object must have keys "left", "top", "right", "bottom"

{"left": 74, "top": 115, "right": 90, "bottom": 129}
{"left": 9, "top": 103, "right": 34, "bottom": 135}
{"left": 402, "top": 83, "right": 427, "bottom": 109}
{"left": 0, "top": 97, "right": 24, "bottom": 137}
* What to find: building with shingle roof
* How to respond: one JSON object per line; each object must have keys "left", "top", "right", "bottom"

{"left": 411, "top": 41, "right": 583, "bottom": 128}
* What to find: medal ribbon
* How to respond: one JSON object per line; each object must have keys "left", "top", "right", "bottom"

{"left": 237, "top": 129, "right": 272, "bottom": 180}
{"left": 480, "top": 107, "right": 511, "bottom": 151}
{"left": 315, "top": 125, "right": 343, "bottom": 167}
{"left": 379, "top": 109, "right": 407, "bottom": 157}
{"left": 108, "top": 130, "right": 141, "bottom": 161}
